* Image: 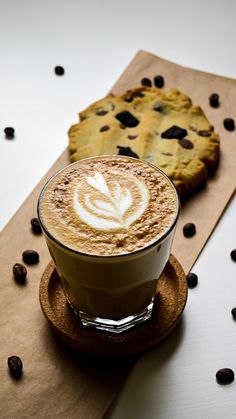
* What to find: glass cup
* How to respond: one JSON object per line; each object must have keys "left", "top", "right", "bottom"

{"left": 38, "top": 156, "right": 180, "bottom": 333}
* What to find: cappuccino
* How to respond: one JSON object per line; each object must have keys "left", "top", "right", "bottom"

{"left": 38, "top": 156, "right": 179, "bottom": 332}
{"left": 39, "top": 156, "right": 177, "bottom": 256}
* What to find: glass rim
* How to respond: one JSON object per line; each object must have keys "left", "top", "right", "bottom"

{"left": 37, "top": 155, "right": 180, "bottom": 260}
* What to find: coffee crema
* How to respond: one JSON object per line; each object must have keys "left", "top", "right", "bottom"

{"left": 39, "top": 156, "right": 178, "bottom": 256}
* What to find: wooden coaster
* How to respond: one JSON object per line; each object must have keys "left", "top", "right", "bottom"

{"left": 39, "top": 254, "right": 188, "bottom": 358}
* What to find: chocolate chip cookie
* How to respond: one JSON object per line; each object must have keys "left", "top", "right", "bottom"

{"left": 68, "top": 87, "right": 220, "bottom": 196}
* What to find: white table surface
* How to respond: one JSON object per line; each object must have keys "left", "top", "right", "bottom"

{"left": 1, "top": 1, "right": 236, "bottom": 418}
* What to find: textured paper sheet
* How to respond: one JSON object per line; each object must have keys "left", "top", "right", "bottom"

{"left": 1, "top": 51, "right": 236, "bottom": 418}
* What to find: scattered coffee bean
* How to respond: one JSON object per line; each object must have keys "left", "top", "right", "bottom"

{"left": 178, "top": 138, "right": 194, "bottom": 149}
{"left": 216, "top": 368, "right": 234, "bottom": 384}
{"left": 209, "top": 93, "right": 220, "bottom": 108}
{"left": 115, "top": 111, "right": 139, "bottom": 128}
{"left": 223, "top": 118, "right": 235, "bottom": 131}
{"left": 117, "top": 146, "right": 139, "bottom": 159}
{"left": 154, "top": 75, "right": 164, "bottom": 88}
{"left": 4, "top": 127, "right": 15, "bottom": 139}
{"left": 183, "top": 222, "right": 196, "bottom": 238}
{"left": 161, "top": 125, "right": 188, "bottom": 140}
{"left": 187, "top": 272, "right": 198, "bottom": 288}
{"left": 100, "top": 125, "right": 110, "bottom": 132}
{"left": 12, "top": 263, "right": 27, "bottom": 284}
{"left": 230, "top": 249, "right": 236, "bottom": 261}
{"left": 8, "top": 355, "right": 23, "bottom": 378}
{"left": 54, "top": 65, "right": 65, "bottom": 76}
{"left": 22, "top": 249, "right": 39, "bottom": 265}
{"left": 231, "top": 307, "right": 236, "bottom": 319}
{"left": 141, "top": 77, "right": 152, "bottom": 87}
{"left": 31, "top": 217, "right": 42, "bottom": 234}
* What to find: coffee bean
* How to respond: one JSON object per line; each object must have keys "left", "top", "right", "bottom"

{"left": 154, "top": 75, "right": 164, "bottom": 88}
{"left": 230, "top": 249, "right": 236, "bottom": 261}
{"left": 231, "top": 307, "right": 236, "bottom": 319}
{"left": 8, "top": 355, "right": 23, "bottom": 378}
{"left": 178, "top": 138, "right": 194, "bottom": 149}
{"left": 12, "top": 263, "right": 27, "bottom": 284}
{"left": 141, "top": 77, "right": 152, "bottom": 87}
{"left": 22, "top": 249, "right": 39, "bottom": 265}
{"left": 54, "top": 66, "right": 65, "bottom": 76}
{"left": 30, "top": 217, "right": 42, "bottom": 234}
{"left": 187, "top": 272, "right": 198, "bottom": 288}
{"left": 209, "top": 93, "right": 220, "bottom": 108}
{"left": 100, "top": 125, "right": 110, "bottom": 132}
{"left": 115, "top": 111, "right": 139, "bottom": 128}
{"left": 117, "top": 146, "right": 139, "bottom": 159}
{"left": 4, "top": 127, "right": 15, "bottom": 139}
{"left": 183, "top": 222, "right": 196, "bottom": 238}
{"left": 161, "top": 125, "right": 188, "bottom": 140}
{"left": 223, "top": 118, "right": 235, "bottom": 131}
{"left": 216, "top": 368, "right": 234, "bottom": 384}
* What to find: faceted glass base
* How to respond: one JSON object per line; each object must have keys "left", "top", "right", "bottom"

{"left": 67, "top": 297, "right": 155, "bottom": 334}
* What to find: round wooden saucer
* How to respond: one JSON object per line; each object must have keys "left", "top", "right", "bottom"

{"left": 39, "top": 254, "right": 188, "bottom": 358}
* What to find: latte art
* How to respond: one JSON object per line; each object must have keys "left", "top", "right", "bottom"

{"left": 73, "top": 172, "right": 149, "bottom": 230}
{"left": 39, "top": 156, "right": 178, "bottom": 256}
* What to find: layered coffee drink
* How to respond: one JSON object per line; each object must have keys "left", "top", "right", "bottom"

{"left": 38, "top": 155, "right": 179, "bottom": 333}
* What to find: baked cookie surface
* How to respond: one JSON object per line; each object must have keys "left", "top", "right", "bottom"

{"left": 68, "top": 87, "right": 220, "bottom": 196}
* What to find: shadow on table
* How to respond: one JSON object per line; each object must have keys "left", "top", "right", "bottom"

{"left": 103, "top": 315, "right": 186, "bottom": 418}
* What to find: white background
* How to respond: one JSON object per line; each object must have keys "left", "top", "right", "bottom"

{"left": 1, "top": 1, "right": 236, "bottom": 418}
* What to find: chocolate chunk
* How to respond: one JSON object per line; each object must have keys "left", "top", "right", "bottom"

{"left": 153, "top": 104, "right": 164, "bottom": 112}
{"left": 8, "top": 356, "right": 23, "bottom": 378}
{"left": 223, "top": 118, "right": 235, "bottom": 131}
{"left": 100, "top": 125, "right": 110, "bottom": 132}
{"left": 54, "top": 65, "right": 64, "bottom": 76}
{"left": 124, "top": 96, "right": 133, "bottom": 103}
{"left": 230, "top": 249, "right": 236, "bottom": 261}
{"left": 96, "top": 110, "right": 108, "bottom": 116}
{"left": 120, "top": 124, "right": 126, "bottom": 129}
{"left": 4, "top": 127, "right": 15, "bottom": 139}
{"left": 128, "top": 135, "right": 138, "bottom": 140}
{"left": 22, "top": 249, "right": 39, "bottom": 265}
{"left": 231, "top": 307, "right": 236, "bottom": 319}
{"left": 209, "top": 93, "right": 220, "bottom": 108}
{"left": 197, "top": 130, "right": 211, "bottom": 137}
{"left": 216, "top": 368, "right": 234, "bottom": 384}
{"left": 161, "top": 152, "right": 173, "bottom": 156}
{"left": 183, "top": 222, "right": 196, "bottom": 238}
{"left": 115, "top": 111, "right": 139, "bottom": 128}
{"left": 124, "top": 91, "right": 145, "bottom": 102}
{"left": 117, "top": 146, "right": 139, "bottom": 159}
{"left": 12, "top": 263, "right": 27, "bottom": 284}
{"left": 31, "top": 217, "right": 42, "bottom": 234}
{"left": 187, "top": 272, "right": 198, "bottom": 288}
{"left": 161, "top": 125, "right": 188, "bottom": 140}
{"left": 178, "top": 138, "right": 194, "bottom": 149}
{"left": 141, "top": 77, "right": 152, "bottom": 87}
{"left": 154, "top": 75, "right": 164, "bottom": 88}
